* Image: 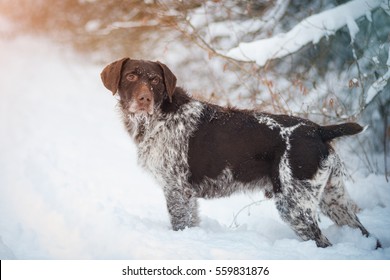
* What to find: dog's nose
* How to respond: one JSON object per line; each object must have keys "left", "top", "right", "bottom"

{"left": 138, "top": 91, "right": 152, "bottom": 105}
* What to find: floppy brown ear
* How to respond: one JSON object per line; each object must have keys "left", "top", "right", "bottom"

{"left": 157, "top": 61, "right": 177, "bottom": 102}
{"left": 100, "top": 57, "right": 130, "bottom": 95}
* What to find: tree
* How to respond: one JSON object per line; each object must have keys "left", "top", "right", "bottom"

{"left": 159, "top": 0, "right": 390, "bottom": 177}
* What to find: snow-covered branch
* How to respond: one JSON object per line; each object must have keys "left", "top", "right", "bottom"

{"left": 197, "top": 0, "right": 290, "bottom": 43}
{"left": 92, "top": 20, "right": 160, "bottom": 35}
{"left": 365, "top": 46, "right": 390, "bottom": 106}
{"left": 225, "top": 0, "right": 384, "bottom": 66}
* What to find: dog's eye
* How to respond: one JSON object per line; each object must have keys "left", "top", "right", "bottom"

{"left": 126, "top": 74, "right": 138, "bottom": 82}
{"left": 151, "top": 77, "right": 159, "bottom": 85}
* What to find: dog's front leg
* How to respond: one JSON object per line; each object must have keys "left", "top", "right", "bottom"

{"left": 164, "top": 186, "right": 199, "bottom": 231}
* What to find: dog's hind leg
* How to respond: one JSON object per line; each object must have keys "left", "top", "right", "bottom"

{"left": 275, "top": 180, "right": 332, "bottom": 248}
{"left": 274, "top": 143, "right": 332, "bottom": 247}
{"left": 319, "top": 155, "right": 382, "bottom": 248}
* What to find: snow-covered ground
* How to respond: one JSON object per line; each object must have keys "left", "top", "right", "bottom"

{"left": 0, "top": 36, "right": 389, "bottom": 259}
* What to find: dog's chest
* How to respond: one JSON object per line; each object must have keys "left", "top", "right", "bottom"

{"left": 137, "top": 120, "right": 185, "bottom": 181}
{"left": 136, "top": 101, "right": 204, "bottom": 186}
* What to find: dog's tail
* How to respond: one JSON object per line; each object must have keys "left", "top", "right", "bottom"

{"left": 319, "top": 123, "right": 364, "bottom": 142}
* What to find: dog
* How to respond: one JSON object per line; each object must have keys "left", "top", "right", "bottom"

{"left": 100, "top": 58, "right": 381, "bottom": 248}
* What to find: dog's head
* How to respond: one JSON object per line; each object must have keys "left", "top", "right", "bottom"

{"left": 100, "top": 58, "right": 177, "bottom": 115}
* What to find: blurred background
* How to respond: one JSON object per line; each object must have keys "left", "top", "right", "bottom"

{"left": 1, "top": 0, "right": 390, "bottom": 260}
{"left": 1, "top": 0, "right": 389, "bottom": 177}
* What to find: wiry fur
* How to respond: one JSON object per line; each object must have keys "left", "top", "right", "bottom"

{"left": 123, "top": 100, "right": 204, "bottom": 230}
{"left": 101, "top": 58, "right": 381, "bottom": 248}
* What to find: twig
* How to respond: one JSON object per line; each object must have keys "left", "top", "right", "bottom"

{"left": 229, "top": 200, "right": 265, "bottom": 229}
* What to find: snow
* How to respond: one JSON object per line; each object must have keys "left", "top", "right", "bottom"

{"left": 225, "top": 0, "right": 383, "bottom": 66}
{"left": 188, "top": 0, "right": 290, "bottom": 46}
{"left": 346, "top": 16, "right": 360, "bottom": 42}
{"left": 85, "top": 20, "right": 101, "bottom": 32}
{"left": 0, "top": 36, "right": 389, "bottom": 260}
{"left": 98, "top": 20, "right": 160, "bottom": 35}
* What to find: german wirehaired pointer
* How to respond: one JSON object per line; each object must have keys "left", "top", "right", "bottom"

{"left": 101, "top": 58, "right": 381, "bottom": 248}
